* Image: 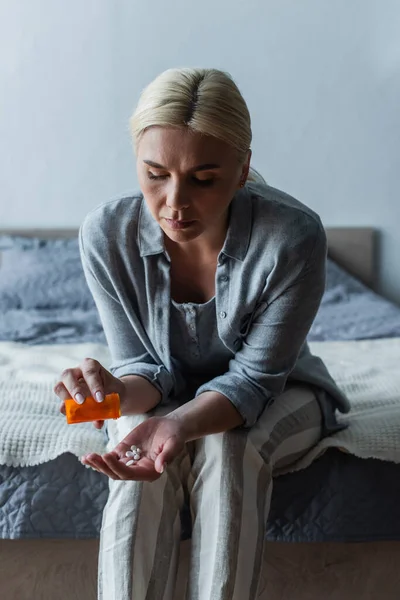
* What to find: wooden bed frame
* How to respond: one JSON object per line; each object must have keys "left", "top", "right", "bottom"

{"left": 1, "top": 226, "right": 399, "bottom": 600}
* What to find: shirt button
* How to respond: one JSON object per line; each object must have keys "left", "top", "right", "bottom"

{"left": 220, "top": 311, "right": 227, "bottom": 319}
{"left": 221, "top": 275, "right": 228, "bottom": 282}
{"left": 189, "top": 324, "right": 196, "bottom": 331}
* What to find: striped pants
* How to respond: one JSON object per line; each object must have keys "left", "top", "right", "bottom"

{"left": 98, "top": 384, "right": 323, "bottom": 600}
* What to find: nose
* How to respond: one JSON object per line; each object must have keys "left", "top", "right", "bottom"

{"left": 165, "top": 180, "right": 190, "bottom": 213}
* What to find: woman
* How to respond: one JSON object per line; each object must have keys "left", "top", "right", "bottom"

{"left": 55, "top": 67, "right": 349, "bottom": 600}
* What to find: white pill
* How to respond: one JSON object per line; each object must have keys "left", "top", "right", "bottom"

{"left": 130, "top": 445, "right": 137, "bottom": 452}
{"left": 136, "top": 448, "right": 142, "bottom": 454}
{"left": 133, "top": 453, "right": 140, "bottom": 460}
{"left": 125, "top": 451, "right": 135, "bottom": 457}
{"left": 126, "top": 460, "right": 135, "bottom": 467}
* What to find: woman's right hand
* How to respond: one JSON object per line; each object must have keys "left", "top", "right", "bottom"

{"left": 54, "top": 357, "right": 127, "bottom": 429}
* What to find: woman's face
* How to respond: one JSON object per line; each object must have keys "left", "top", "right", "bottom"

{"left": 136, "top": 126, "right": 250, "bottom": 250}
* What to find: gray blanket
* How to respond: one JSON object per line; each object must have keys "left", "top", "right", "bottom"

{"left": 0, "top": 234, "right": 400, "bottom": 344}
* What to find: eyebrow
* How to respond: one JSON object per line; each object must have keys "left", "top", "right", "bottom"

{"left": 143, "top": 160, "right": 221, "bottom": 171}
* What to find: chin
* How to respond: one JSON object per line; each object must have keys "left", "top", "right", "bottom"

{"left": 161, "top": 225, "right": 202, "bottom": 243}
{"left": 164, "top": 230, "right": 200, "bottom": 242}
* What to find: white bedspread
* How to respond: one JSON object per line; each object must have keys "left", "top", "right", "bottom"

{"left": 0, "top": 339, "right": 399, "bottom": 469}
{"left": 286, "top": 337, "right": 400, "bottom": 473}
{"left": 0, "top": 342, "right": 111, "bottom": 467}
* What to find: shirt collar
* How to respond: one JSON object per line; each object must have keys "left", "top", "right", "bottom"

{"left": 138, "top": 186, "right": 252, "bottom": 262}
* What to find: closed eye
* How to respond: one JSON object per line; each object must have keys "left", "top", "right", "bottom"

{"left": 195, "top": 178, "right": 215, "bottom": 187}
{"left": 148, "top": 173, "right": 167, "bottom": 180}
{"left": 147, "top": 172, "right": 215, "bottom": 186}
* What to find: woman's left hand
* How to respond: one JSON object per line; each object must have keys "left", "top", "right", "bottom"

{"left": 80, "top": 415, "right": 186, "bottom": 481}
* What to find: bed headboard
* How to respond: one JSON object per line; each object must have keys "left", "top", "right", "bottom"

{"left": 0, "top": 227, "right": 377, "bottom": 290}
{"left": 325, "top": 227, "right": 376, "bottom": 289}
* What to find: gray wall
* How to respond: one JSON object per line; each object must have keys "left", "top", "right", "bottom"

{"left": 1, "top": 0, "right": 399, "bottom": 302}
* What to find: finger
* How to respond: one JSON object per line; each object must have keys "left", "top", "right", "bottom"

{"left": 81, "top": 454, "right": 119, "bottom": 480}
{"left": 55, "top": 382, "right": 78, "bottom": 415}
{"left": 154, "top": 437, "right": 178, "bottom": 474}
{"left": 54, "top": 367, "right": 88, "bottom": 405}
{"left": 54, "top": 381, "right": 75, "bottom": 402}
{"left": 80, "top": 357, "right": 106, "bottom": 403}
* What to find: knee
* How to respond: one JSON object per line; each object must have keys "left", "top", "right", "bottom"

{"left": 195, "top": 428, "right": 264, "bottom": 471}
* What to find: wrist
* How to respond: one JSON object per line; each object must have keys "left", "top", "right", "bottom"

{"left": 118, "top": 375, "right": 161, "bottom": 416}
{"left": 165, "top": 411, "right": 191, "bottom": 443}
{"left": 165, "top": 392, "right": 244, "bottom": 441}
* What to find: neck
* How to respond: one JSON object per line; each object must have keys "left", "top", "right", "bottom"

{"left": 165, "top": 236, "right": 222, "bottom": 266}
{"left": 164, "top": 213, "right": 229, "bottom": 265}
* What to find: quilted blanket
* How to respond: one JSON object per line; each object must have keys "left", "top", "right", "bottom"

{"left": 0, "top": 339, "right": 399, "bottom": 469}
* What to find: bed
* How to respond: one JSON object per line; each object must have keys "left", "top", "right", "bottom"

{"left": 0, "top": 226, "right": 400, "bottom": 600}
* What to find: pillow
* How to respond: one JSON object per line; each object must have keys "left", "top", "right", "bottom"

{"left": 0, "top": 237, "right": 95, "bottom": 310}
{"left": 323, "top": 257, "right": 367, "bottom": 301}
{"left": 309, "top": 258, "right": 400, "bottom": 340}
{"left": 0, "top": 234, "right": 54, "bottom": 251}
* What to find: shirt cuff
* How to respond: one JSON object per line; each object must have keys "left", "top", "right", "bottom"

{"left": 195, "top": 373, "right": 274, "bottom": 428}
{"left": 109, "top": 361, "right": 174, "bottom": 405}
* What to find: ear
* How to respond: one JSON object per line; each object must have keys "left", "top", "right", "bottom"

{"left": 238, "top": 149, "right": 252, "bottom": 188}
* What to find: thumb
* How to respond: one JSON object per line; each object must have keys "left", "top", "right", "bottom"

{"left": 154, "top": 436, "right": 178, "bottom": 474}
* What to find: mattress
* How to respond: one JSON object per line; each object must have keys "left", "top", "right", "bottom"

{"left": 1, "top": 235, "right": 400, "bottom": 542}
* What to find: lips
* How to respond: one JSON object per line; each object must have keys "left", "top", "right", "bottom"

{"left": 164, "top": 218, "right": 194, "bottom": 223}
{"left": 165, "top": 218, "right": 195, "bottom": 230}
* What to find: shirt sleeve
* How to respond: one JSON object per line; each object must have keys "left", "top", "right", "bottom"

{"left": 79, "top": 224, "right": 174, "bottom": 404}
{"left": 195, "top": 222, "right": 327, "bottom": 427}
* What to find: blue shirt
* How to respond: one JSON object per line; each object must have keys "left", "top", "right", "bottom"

{"left": 79, "top": 181, "right": 350, "bottom": 428}
{"left": 169, "top": 297, "right": 230, "bottom": 401}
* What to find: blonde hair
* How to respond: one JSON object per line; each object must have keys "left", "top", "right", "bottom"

{"left": 130, "top": 68, "right": 263, "bottom": 176}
